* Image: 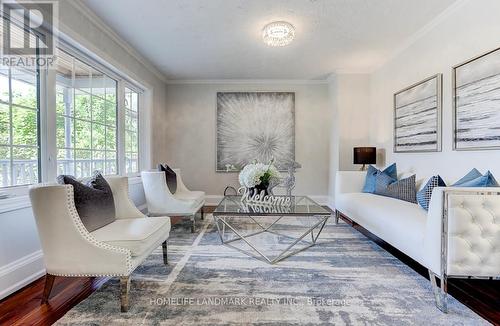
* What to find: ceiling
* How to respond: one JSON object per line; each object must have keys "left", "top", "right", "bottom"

{"left": 82, "top": 0, "right": 458, "bottom": 80}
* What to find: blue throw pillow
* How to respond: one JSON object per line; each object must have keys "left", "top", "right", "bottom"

{"left": 457, "top": 171, "right": 499, "bottom": 187}
{"left": 373, "top": 172, "right": 397, "bottom": 193}
{"left": 362, "top": 163, "right": 397, "bottom": 193}
{"left": 383, "top": 163, "right": 398, "bottom": 180}
{"left": 453, "top": 168, "right": 482, "bottom": 186}
{"left": 417, "top": 176, "right": 446, "bottom": 211}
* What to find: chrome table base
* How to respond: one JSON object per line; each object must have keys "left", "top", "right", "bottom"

{"left": 212, "top": 214, "right": 331, "bottom": 264}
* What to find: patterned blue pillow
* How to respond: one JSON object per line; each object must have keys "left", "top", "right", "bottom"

{"left": 375, "top": 173, "right": 417, "bottom": 203}
{"left": 457, "top": 171, "right": 499, "bottom": 187}
{"left": 417, "top": 176, "right": 446, "bottom": 211}
{"left": 453, "top": 168, "right": 482, "bottom": 186}
{"left": 362, "top": 163, "right": 397, "bottom": 193}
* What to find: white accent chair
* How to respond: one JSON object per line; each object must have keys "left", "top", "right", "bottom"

{"left": 141, "top": 169, "right": 205, "bottom": 232}
{"left": 335, "top": 171, "right": 500, "bottom": 312}
{"left": 29, "top": 176, "right": 171, "bottom": 312}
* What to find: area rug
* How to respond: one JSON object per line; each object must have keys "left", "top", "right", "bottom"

{"left": 56, "top": 215, "right": 488, "bottom": 325}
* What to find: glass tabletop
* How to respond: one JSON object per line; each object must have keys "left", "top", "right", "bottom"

{"left": 213, "top": 195, "right": 332, "bottom": 216}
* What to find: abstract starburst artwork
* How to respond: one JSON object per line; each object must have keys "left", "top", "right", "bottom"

{"left": 216, "top": 92, "right": 295, "bottom": 171}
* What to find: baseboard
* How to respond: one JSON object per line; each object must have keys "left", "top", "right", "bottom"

{"left": 0, "top": 250, "right": 45, "bottom": 300}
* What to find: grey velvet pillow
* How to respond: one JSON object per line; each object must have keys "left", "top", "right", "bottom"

{"left": 158, "top": 164, "right": 177, "bottom": 193}
{"left": 57, "top": 171, "right": 116, "bottom": 232}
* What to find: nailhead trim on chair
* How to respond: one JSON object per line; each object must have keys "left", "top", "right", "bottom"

{"left": 51, "top": 184, "right": 134, "bottom": 277}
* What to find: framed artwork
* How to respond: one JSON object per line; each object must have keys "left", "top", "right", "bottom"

{"left": 453, "top": 47, "right": 500, "bottom": 150}
{"left": 394, "top": 74, "right": 442, "bottom": 153}
{"left": 216, "top": 92, "right": 295, "bottom": 172}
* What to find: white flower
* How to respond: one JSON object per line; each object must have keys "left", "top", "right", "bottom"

{"left": 238, "top": 161, "right": 281, "bottom": 188}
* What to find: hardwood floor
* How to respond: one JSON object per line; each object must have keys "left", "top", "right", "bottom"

{"left": 0, "top": 207, "right": 498, "bottom": 325}
{"left": 0, "top": 275, "right": 108, "bottom": 326}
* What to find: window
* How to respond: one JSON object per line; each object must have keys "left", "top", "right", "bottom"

{"left": 124, "top": 87, "right": 139, "bottom": 174}
{"left": 55, "top": 49, "right": 118, "bottom": 178}
{"left": 0, "top": 16, "right": 145, "bottom": 189}
{"left": 0, "top": 21, "right": 40, "bottom": 187}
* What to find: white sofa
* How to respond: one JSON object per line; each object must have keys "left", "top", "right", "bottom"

{"left": 335, "top": 171, "right": 500, "bottom": 312}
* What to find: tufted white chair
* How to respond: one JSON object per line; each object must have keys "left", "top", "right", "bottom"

{"left": 141, "top": 170, "right": 205, "bottom": 232}
{"left": 426, "top": 188, "right": 500, "bottom": 312}
{"left": 29, "top": 176, "right": 171, "bottom": 312}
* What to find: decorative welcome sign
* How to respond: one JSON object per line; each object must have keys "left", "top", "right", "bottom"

{"left": 238, "top": 202, "right": 292, "bottom": 214}
{"left": 238, "top": 187, "right": 292, "bottom": 207}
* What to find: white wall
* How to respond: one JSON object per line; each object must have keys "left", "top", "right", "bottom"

{"left": 369, "top": 0, "right": 500, "bottom": 183}
{"left": 326, "top": 74, "right": 372, "bottom": 207}
{"left": 0, "top": 1, "right": 167, "bottom": 300}
{"left": 162, "top": 82, "right": 332, "bottom": 203}
{"left": 327, "top": 76, "right": 339, "bottom": 208}
{"left": 336, "top": 74, "right": 372, "bottom": 171}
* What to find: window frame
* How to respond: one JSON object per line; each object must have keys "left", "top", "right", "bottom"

{"left": 0, "top": 24, "right": 147, "bottom": 193}
{"left": 0, "top": 17, "right": 43, "bottom": 189}
{"left": 54, "top": 48, "right": 119, "bottom": 178}
{"left": 123, "top": 84, "right": 141, "bottom": 176}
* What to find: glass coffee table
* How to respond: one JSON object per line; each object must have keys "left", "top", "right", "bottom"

{"left": 212, "top": 196, "right": 333, "bottom": 264}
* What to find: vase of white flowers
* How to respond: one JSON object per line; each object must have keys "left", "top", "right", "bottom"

{"left": 238, "top": 159, "right": 281, "bottom": 196}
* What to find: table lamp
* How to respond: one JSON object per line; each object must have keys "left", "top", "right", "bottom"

{"left": 353, "top": 147, "right": 376, "bottom": 171}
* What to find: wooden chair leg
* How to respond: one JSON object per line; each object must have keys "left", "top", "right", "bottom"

{"left": 120, "top": 276, "right": 130, "bottom": 312}
{"left": 162, "top": 241, "right": 168, "bottom": 265}
{"left": 41, "top": 274, "right": 56, "bottom": 304}
{"left": 200, "top": 207, "right": 204, "bottom": 220}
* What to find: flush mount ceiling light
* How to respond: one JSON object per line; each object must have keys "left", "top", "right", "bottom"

{"left": 262, "top": 21, "right": 295, "bottom": 47}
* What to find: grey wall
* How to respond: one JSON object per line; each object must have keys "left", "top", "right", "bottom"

{"left": 162, "top": 82, "right": 331, "bottom": 199}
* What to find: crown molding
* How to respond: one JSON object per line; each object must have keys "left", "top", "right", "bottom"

{"left": 371, "top": 0, "right": 470, "bottom": 73}
{"left": 68, "top": 0, "right": 168, "bottom": 83}
{"left": 165, "top": 79, "right": 330, "bottom": 85}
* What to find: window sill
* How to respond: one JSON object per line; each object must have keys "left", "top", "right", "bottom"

{"left": 0, "top": 195, "right": 32, "bottom": 214}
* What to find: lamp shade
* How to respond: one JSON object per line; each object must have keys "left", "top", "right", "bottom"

{"left": 353, "top": 147, "right": 376, "bottom": 165}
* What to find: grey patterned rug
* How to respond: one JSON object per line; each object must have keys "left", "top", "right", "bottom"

{"left": 56, "top": 215, "right": 488, "bottom": 325}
